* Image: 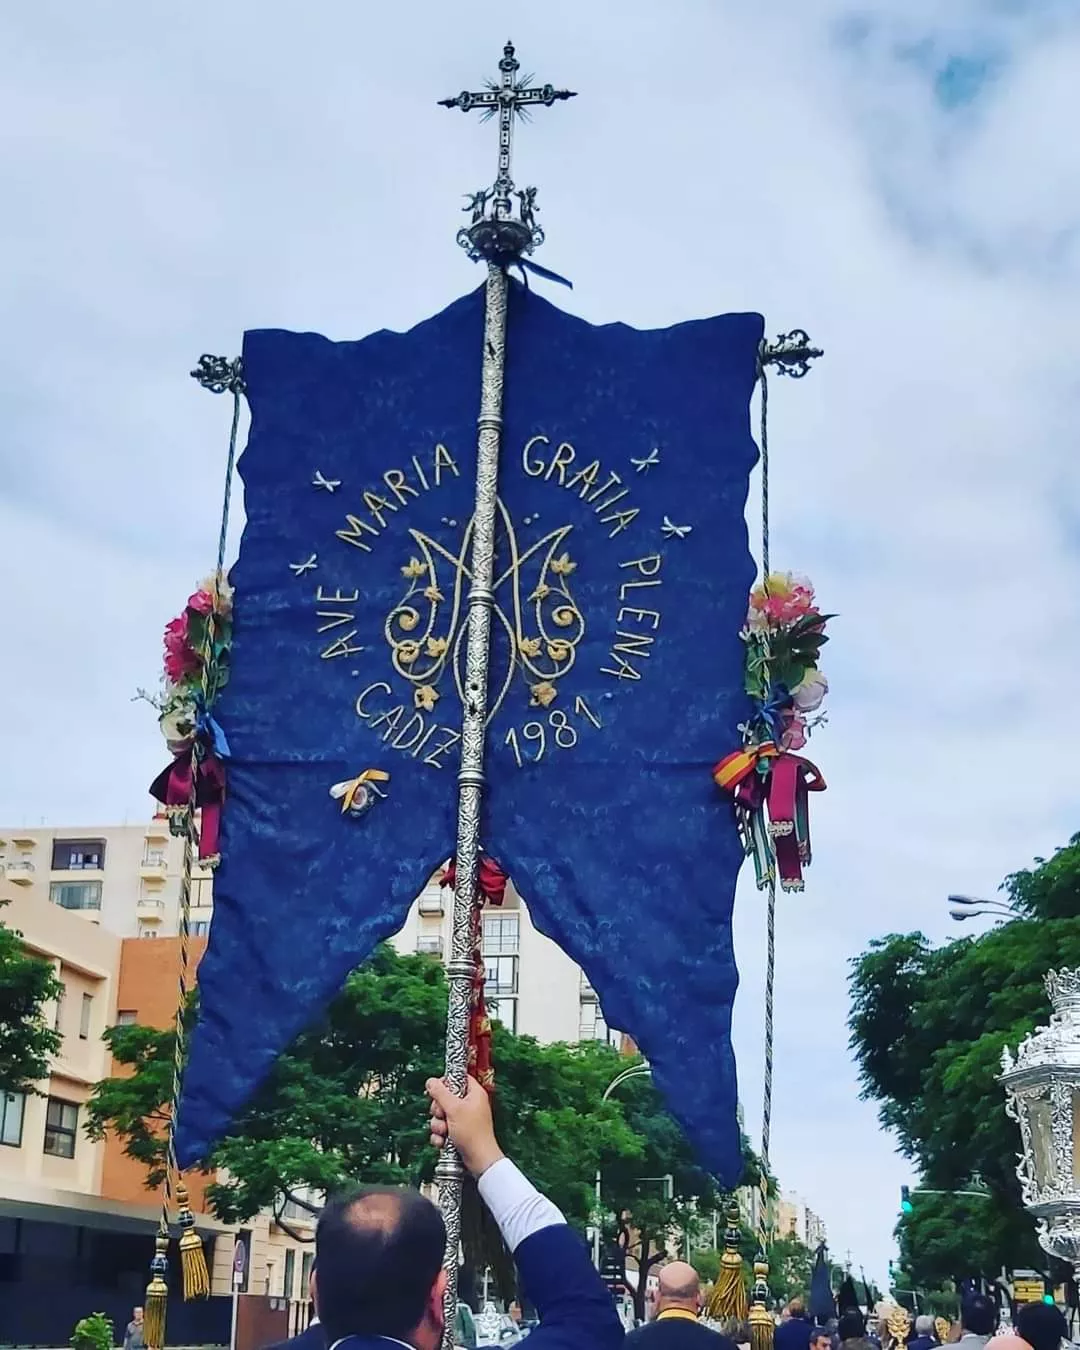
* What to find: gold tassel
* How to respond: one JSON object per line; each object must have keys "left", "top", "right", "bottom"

{"left": 144, "top": 1235, "right": 170, "bottom": 1350}
{"left": 748, "top": 1259, "right": 774, "bottom": 1350}
{"left": 176, "top": 1183, "right": 211, "bottom": 1300}
{"left": 706, "top": 1202, "right": 749, "bottom": 1321}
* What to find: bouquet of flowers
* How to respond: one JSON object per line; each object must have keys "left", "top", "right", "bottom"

{"left": 742, "top": 571, "right": 830, "bottom": 751}
{"left": 714, "top": 571, "right": 831, "bottom": 892}
{"left": 147, "top": 575, "right": 233, "bottom": 863}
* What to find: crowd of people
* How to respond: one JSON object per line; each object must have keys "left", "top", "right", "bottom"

{"left": 263, "top": 1077, "right": 1073, "bottom": 1350}
{"left": 746, "top": 1294, "right": 1072, "bottom": 1350}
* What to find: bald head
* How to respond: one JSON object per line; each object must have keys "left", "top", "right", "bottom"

{"left": 657, "top": 1261, "right": 701, "bottom": 1311}
{"left": 315, "top": 1185, "right": 446, "bottom": 1346}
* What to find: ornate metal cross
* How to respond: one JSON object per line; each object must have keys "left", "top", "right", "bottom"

{"left": 440, "top": 41, "right": 575, "bottom": 264}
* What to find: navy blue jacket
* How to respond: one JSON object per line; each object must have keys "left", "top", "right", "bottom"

{"left": 510, "top": 1224, "right": 624, "bottom": 1350}
{"left": 314, "top": 1225, "right": 622, "bottom": 1350}
{"left": 774, "top": 1319, "right": 814, "bottom": 1350}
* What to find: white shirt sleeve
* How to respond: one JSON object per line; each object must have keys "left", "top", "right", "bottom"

{"left": 477, "top": 1157, "right": 566, "bottom": 1252}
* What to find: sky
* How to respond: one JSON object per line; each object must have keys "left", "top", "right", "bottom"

{"left": 2, "top": 0, "right": 1080, "bottom": 1286}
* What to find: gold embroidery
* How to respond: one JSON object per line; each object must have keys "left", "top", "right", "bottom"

{"left": 530, "top": 681, "right": 557, "bottom": 707}
{"left": 415, "top": 685, "right": 440, "bottom": 711}
{"left": 382, "top": 498, "right": 585, "bottom": 723}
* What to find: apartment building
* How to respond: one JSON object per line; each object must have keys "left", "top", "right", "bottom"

{"left": 1, "top": 815, "right": 622, "bottom": 1046}
{"left": 776, "top": 1191, "right": 827, "bottom": 1250}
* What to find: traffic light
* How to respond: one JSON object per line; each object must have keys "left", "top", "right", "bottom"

{"left": 900, "top": 1186, "right": 913, "bottom": 1214}
{"left": 1043, "top": 1295, "right": 1056, "bottom": 1305}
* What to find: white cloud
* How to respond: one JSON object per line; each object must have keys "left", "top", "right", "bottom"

{"left": 2, "top": 0, "right": 1079, "bottom": 1284}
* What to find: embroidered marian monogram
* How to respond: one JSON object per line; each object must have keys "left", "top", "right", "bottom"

{"left": 386, "top": 497, "right": 585, "bottom": 720}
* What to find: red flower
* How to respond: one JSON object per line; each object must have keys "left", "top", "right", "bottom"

{"left": 163, "top": 615, "right": 199, "bottom": 683}
{"left": 187, "top": 589, "right": 214, "bottom": 615}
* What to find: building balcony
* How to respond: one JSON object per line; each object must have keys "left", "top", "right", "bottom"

{"left": 5, "top": 859, "right": 36, "bottom": 884}
{"left": 145, "top": 818, "right": 171, "bottom": 841}
{"left": 136, "top": 897, "right": 166, "bottom": 923}
{"left": 417, "top": 893, "right": 445, "bottom": 917}
{"left": 139, "top": 858, "right": 168, "bottom": 881}
{"left": 416, "top": 937, "right": 444, "bottom": 958}
{"left": 10, "top": 836, "right": 37, "bottom": 849}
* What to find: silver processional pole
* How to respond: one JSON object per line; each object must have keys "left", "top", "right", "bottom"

{"left": 433, "top": 42, "right": 576, "bottom": 1342}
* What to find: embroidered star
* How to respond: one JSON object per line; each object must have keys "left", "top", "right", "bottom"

{"left": 631, "top": 448, "right": 661, "bottom": 475}
{"left": 661, "top": 517, "right": 692, "bottom": 540}
{"left": 289, "top": 554, "right": 318, "bottom": 575}
{"left": 312, "top": 470, "right": 341, "bottom": 493}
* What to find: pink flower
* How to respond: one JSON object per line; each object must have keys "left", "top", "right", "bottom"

{"left": 163, "top": 614, "right": 199, "bottom": 683}
{"left": 187, "top": 589, "right": 214, "bottom": 615}
{"left": 749, "top": 571, "right": 817, "bottom": 628}
{"left": 781, "top": 710, "right": 807, "bottom": 751}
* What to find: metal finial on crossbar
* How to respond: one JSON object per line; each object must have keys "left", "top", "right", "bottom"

{"left": 440, "top": 41, "right": 576, "bottom": 265}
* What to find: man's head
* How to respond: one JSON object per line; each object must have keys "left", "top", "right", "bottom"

{"left": 788, "top": 1300, "right": 809, "bottom": 1323}
{"left": 961, "top": 1296, "right": 997, "bottom": 1339}
{"left": 915, "top": 1316, "right": 935, "bottom": 1340}
{"left": 811, "top": 1326, "right": 833, "bottom": 1350}
{"left": 656, "top": 1262, "right": 701, "bottom": 1315}
{"left": 314, "top": 1186, "right": 447, "bottom": 1350}
{"left": 1015, "top": 1302, "right": 1069, "bottom": 1350}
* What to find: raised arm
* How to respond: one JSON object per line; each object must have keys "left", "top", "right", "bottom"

{"left": 428, "top": 1077, "right": 624, "bottom": 1350}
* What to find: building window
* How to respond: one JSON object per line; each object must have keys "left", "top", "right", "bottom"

{"left": 418, "top": 889, "right": 445, "bottom": 916}
{"left": 486, "top": 997, "right": 517, "bottom": 1033}
{"left": 142, "top": 847, "right": 166, "bottom": 867}
{"left": 482, "top": 913, "right": 519, "bottom": 955}
{"left": 54, "top": 984, "right": 65, "bottom": 1032}
{"left": 483, "top": 954, "right": 518, "bottom": 997}
{"left": 79, "top": 993, "right": 93, "bottom": 1040}
{"left": 49, "top": 881, "right": 102, "bottom": 911}
{"left": 192, "top": 877, "right": 213, "bottom": 908}
{"left": 191, "top": 920, "right": 211, "bottom": 937}
{"left": 0, "top": 1091, "right": 25, "bottom": 1148}
{"left": 283, "top": 1247, "right": 296, "bottom": 1301}
{"left": 301, "top": 1252, "right": 314, "bottom": 1299}
{"left": 579, "top": 1000, "right": 610, "bottom": 1043}
{"left": 138, "top": 926, "right": 159, "bottom": 938}
{"left": 43, "top": 1098, "right": 78, "bottom": 1159}
{"left": 416, "top": 936, "right": 444, "bottom": 957}
{"left": 116, "top": 1010, "right": 137, "bottom": 1027}
{"left": 51, "top": 838, "right": 105, "bottom": 871}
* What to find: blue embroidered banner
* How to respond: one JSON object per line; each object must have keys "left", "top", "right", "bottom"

{"left": 175, "top": 284, "right": 763, "bottom": 1184}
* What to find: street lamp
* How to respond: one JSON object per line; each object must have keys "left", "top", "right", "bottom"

{"left": 1001, "top": 969, "right": 1080, "bottom": 1277}
{"left": 947, "top": 894, "right": 1017, "bottom": 923}
{"left": 594, "top": 1063, "right": 651, "bottom": 1268}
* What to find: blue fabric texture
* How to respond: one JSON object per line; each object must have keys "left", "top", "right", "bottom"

{"left": 175, "top": 282, "right": 763, "bottom": 1183}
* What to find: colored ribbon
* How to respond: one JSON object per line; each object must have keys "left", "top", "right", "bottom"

{"left": 713, "top": 745, "right": 825, "bottom": 891}
{"left": 764, "top": 754, "right": 825, "bottom": 892}
{"left": 149, "top": 751, "right": 227, "bottom": 863}
{"left": 440, "top": 856, "right": 509, "bottom": 1091}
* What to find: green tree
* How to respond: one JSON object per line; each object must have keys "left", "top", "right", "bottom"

{"left": 90, "top": 946, "right": 638, "bottom": 1230}
{"left": 600, "top": 1071, "right": 751, "bottom": 1323}
{"left": 91, "top": 944, "right": 764, "bottom": 1305}
{"left": 0, "top": 900, "right": 62, "bottom": 1091}
{"left": 848, "top": 834, "right": 1080, "bottom": 1283}
{"left": 894, "top": 1191, "right": 1008, "bottom": 1291}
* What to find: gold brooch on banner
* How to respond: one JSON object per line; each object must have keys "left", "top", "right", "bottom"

{"left": 330, "top": 769, "right": 390, "bottom": 816}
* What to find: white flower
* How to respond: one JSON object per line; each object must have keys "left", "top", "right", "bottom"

{"left": 792, "top": 670, "right": 828, "bottom": 713}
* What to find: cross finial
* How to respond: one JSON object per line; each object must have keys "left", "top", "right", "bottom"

{"left": 439, "top": 41, "right": 576, "bottom": 265}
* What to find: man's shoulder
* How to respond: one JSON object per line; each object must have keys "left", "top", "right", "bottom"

{"left": 262, "top": 1325, "right": 324, "bottom": 1350}
{"left": 627, "top": 1321, "right": 738, "bottom": 1349}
